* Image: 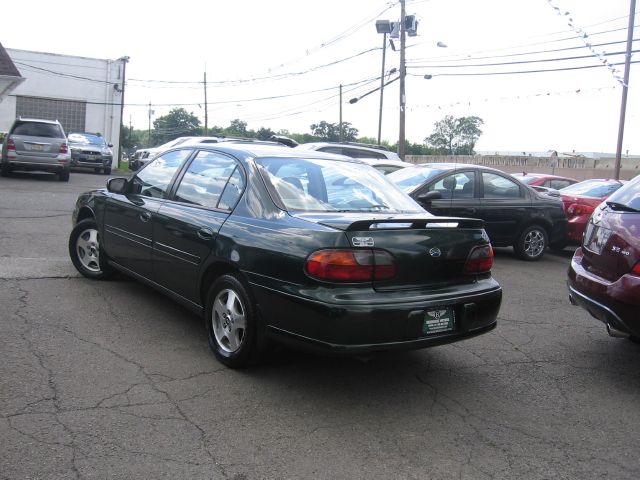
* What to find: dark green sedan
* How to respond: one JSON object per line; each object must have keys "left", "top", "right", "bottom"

{"left": 69, "top": 141, "right": 502, "bottom": 367}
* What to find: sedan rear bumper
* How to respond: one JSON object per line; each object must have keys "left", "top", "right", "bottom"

{"left": 253, "top": 279, "right": 502, "bottom": 354}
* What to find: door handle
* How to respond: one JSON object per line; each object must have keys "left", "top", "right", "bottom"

{"left": 139, "top": 211, "right": 152, "bottom": 222}
{"left": 197, "top": 227, "right": 214, "bottom": 240}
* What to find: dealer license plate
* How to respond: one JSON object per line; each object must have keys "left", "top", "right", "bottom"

{"left": 422, "top": 306, "right": 455, "bottom": 335}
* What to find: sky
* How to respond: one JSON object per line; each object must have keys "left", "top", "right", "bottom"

{"left": 3, "top": 0, "right": 638, "bottom": 154}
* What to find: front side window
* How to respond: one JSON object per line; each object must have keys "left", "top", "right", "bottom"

{"left": 256, "top": 157, "right": 422, "bottom": 213}
{"left": 429, "top": 171, "right": 475, "bottom": 199}
{"left": 174, "top": 151, "right": 240, "bottom": 209}
{"left": 130, "top": 149, "right": 191, "bottom": 198}
{"left": 482, "top": 172, "right": 522, "bottom": 198}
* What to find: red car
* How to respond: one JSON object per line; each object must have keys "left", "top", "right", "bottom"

{"left": 568, "top": 174, "right": 640, "bottom": 340}
{"left": 558, "top": 179, "right": 626, "bottom": 245}
{"left": 511, "top": 172, "right": 578, "bottom": 191}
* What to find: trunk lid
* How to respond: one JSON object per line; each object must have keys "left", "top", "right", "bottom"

{"left": 294, "top": 212, "right": 489, "bottom": 290}
{"left": 581, "top": 205, "right": 640, "bottom": 282}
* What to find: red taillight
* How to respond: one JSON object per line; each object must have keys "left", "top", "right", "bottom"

{"left": 59, "top": 143, "right": 68, "bottom": 154}
{"left": 632, "top": 261, "right": 640, "bottom": 276}
{"left": 305, "top": 249, "right": 396, "bottom": 282}
{"left": 567, "top": 203, "right": 595, "bottom": 217}
{"left": 7, "top": 138, "right": 16, "bottom": 151}
{"left": 464, "top": 245, "right": 494, "bottom": 274}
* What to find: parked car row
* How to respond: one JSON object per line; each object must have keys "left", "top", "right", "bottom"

{"left": 0, "top": 116, "right": 114, "bottom": 181}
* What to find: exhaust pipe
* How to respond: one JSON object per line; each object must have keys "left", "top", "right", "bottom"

{"left": 606, "top": 323, "right": 629, "bottom": 339}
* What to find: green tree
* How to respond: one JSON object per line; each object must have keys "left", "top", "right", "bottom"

{"left": 310, "top": 121, "right": 358, "bottom": 142}
{"left": 255, "top": 127, "right": 276, "bottom": 141}
{"left": 226, "top": 119, "right": 249, "bottom": 137}
{"left": 425, "top": 115, "right": 483, "bottom": 155}
{"left": 152, "top": 108, "right": 201, "bottom": 145}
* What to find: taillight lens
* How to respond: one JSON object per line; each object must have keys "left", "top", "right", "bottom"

{"left": 305, "top": 249, "right": 396, "bottom": 282}
{"left": 7, "top": 138, "right": 16, "bottom": 151}
{"left": 631, "top": 261, "right": 640, "bottom": 276}
{"left": 59, "top": 143, "right": 69, "bottom": 154}
{"left": 464, "top": 245, "right": 494, "bottom": 274}
{"left": 567, "top": 203, "right": 595, "bottom": 217}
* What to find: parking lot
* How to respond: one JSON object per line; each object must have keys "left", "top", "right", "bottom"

{"left": 1, "top": 171, "right": 639, "bottom": 479}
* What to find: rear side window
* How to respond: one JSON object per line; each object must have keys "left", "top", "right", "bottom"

{"left": 174, "top": 151, "right": 239, "bottom": 209}
{"left": 11, "top": 121, "right": 64, "bottom": 138}
{"left": 130, "top": 149, "right": 191, "bottom": 198}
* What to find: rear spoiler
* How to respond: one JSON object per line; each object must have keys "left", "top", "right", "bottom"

{"left": 323, "top": 217, "right": 485, "bottom": 231}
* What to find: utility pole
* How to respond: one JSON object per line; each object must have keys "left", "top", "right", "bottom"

{"left": 378, "top": 32, "right": 387, "bottom": 145}
{"left": 147, "top": 101, "right": 152, "bottom": 146}
{"left": 117, "top": 56, "right": 129, "bottom": 169}
{"left": 339, "top": 84, "right": 343, "bottom": 142}
{"left": 614, "top": 0, "right": 636, "bottom": 180}
{"left": 203, "top": 69, "right": 209, "bottom": 137}
{"left": 398, "top": 0, "right": 407, "bottom": 159}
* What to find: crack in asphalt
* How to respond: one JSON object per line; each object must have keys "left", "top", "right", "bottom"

{"left": 2, "top": 279, "right": 229, "bottom": 479}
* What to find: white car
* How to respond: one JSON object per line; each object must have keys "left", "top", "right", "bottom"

{"left": 130, "top": 136, "right": 230, "bottom": 170}
{"left": 296, "top": 142, "right": 412, "bottom": 174}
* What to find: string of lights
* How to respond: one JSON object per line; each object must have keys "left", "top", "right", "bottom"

{"left": 547, "top": 0, "right": 626, "bottom": 85}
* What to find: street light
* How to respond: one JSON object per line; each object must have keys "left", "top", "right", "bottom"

{"left": 117, "top": 56, "right": 129, "bottom": 169}
{"left": 350, "top": 75, "right": 400, "bottom": 105}
{"left": 375, "top": 20, "right": 395, "bottom": 145}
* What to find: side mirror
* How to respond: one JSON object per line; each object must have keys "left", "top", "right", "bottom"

{"left": 417, "top": 191, "right": 442, "bottom": 203}
{"left": 108, "top": 143, "right": 113, "bottom": 147}
{"left": 107, "top": 177, "right": 128, "bottom": 194}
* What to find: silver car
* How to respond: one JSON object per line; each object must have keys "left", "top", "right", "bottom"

{"left": 0, "top": 117, "right": 71, "bottom": 181}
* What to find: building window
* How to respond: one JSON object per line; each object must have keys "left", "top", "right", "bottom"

{"left": 15, "top": 96, "right": 86, "bottom": 134}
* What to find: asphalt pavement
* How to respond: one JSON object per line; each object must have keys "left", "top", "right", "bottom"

{"left": 1, "top": 171, "right": 639, "bottom": 480}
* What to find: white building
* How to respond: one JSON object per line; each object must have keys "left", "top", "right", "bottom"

{"left": 0, "top": 48, "right": 128, "bottom": 167}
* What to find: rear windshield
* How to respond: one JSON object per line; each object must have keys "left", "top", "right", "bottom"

{"left": 68, "top": 133, "right": 107, "bottom": 146}
{"left": 605, "top": 175, "right": 640, "bottom": 211}
{"left": 256, "top": 157, "right": 423, "bottom": 213}
{"left": 11, "top": 121, "right": 64, "bottom": 138}
{"left": 512, "top": 175, "right": 536, "bottom": 184}
{"left": 559, "top": 180, "right": 623, "bottom": 198}
{"left": 387, "top": 165, "right": 449, "bottom": 193}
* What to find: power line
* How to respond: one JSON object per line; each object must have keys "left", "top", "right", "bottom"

{"left": 408, "top": 49, "right": 639, "bottom": 70}
{"left": 407, "top": 59, "right": 640, "bottom": 77}
{"left": 406, "top": 38, "right": 638, "bottom": 64}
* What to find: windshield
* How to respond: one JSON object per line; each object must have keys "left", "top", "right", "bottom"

{"left": 387, "top": 165, "right": 450, "bottom": 193}
{"left": 68, "top": 133, "right": 107, "bottom": 146}
{"left": 605, "top": 174, "right": 640, "bottom": 211}
{"left": 559, "top": 180, "right": 624, "bottom": 198}
{"left": 256, "top": 157, "right": 423, "bottom": 213}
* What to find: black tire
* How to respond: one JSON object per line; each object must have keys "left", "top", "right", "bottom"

{"left": 0, "top": 163, "right": 11, "bottom": 177}
{"left": 68, "top": 219, "right": 113, "bottom": 279}
{"left": 94, "top": 167, "right": 101, "bottom": 174}
{"left": 205, "top": 273, "right": 266, "bottom": 368}
{"left": 103, "top": 167, "right": 112, "bottom": 175}
{"left": 514, "top": 225, "right": 547, "bottom": 261}
{"left": 59, "top": 169, "right": 70, "bottom": 182}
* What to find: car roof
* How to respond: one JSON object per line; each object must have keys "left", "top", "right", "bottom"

{"left": 171, "top": 141, "right": 362, "bottom": 163}
{"left": 412, "top": 162, "right": 509, "bottom": 174}
{"left": 511, "top": 172, "right": 575, "bottom": 180}
{"left": 14, "top": 117, "right": 61, "bottom": 125}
